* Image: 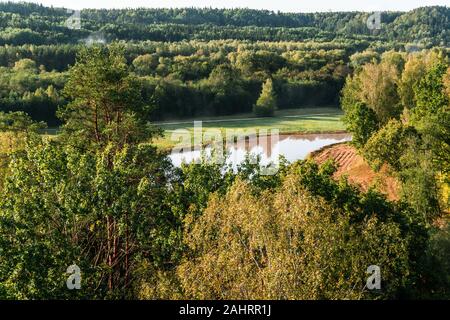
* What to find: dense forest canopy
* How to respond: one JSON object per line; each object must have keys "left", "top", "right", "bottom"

{"left": 0, "top": 3, "right": 448, "bottom": 44}
{"left": 0, "top": 3, "right": 448, "bottom": 124}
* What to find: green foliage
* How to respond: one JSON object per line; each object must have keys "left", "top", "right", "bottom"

{"left": 254, "top": 78, "right": 277, "bottom": 117}
{"left": 355, "top": 61, "right": 402, "bottom": 123}
{"left": 132, "top": 53, "right": 158, "bottom": 76}
{"left": 422, "top": 223, "right": 450, "bottom": 299}
{"left": 177, "top": 158, "right": 235, "bottom": 218}
{"left": 397, "top": 138, "right": 442, "bottom": 223}
{"left": 0, "top": 3, "right": 448, "bottom": 123}
{"left": 0, "top": 111, "right": 46, "bottom": 198}
{"left": 177, "top": 165, "right": 415, "bottom": 299}
{"left": 398, "top": 50, "right": 443, "bottom": 109}
{"left": 60, "top": 45, "right": 155, "bottom": 149}
{"left": 0, "top": 139, "right": 176, "bottom": 298}
{"left": 0, "top": 111, "right": 46, "bottom": 135}
{"left": 342, "top": 47, "right": 450, "bottom": 205}
{"left": 349, "top": 50, "right": 379, "bottom": 70}
{"left": 363, "top": 119, "right": 418, "bottom": 172}
{"left": 343, "top": 102, "right": 379, "bottom": 148}
{"left": 0, "top": 3, "right": 448, "bottom": 45}
{"left": 342, "top": 50, "right": 450, "bottom": 223}
{"left": 413, "top": 63, "right": 449, "bottom": 121}
{"left": 0, "top": 40, "right": 353, "bottom": 122}
{"left": 362, "top": 119, "right": 443, "bottom": 222}
{"left": 13, "top": 58, "right": 37, "bottom": 73}
{"left": 0, "top": 47, "right": 179, "bottom": 299}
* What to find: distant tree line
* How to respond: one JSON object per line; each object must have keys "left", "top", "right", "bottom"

{"left": 0, "top": 3, "right": 448, "bottom": 45}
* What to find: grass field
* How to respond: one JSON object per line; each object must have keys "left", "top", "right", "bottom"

{"left": 154, "top": 107, "right": 345, "bottom": 150}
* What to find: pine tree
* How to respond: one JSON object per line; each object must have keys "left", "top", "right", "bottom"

{"left": 254, "top": 78, "right": 277, "bottom": 117}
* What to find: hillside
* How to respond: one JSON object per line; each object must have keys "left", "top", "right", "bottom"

{"left": 312, "top": 143, "right": 400, "bottom": 201}
{"left": 0, "top": 2, "right": 448, "bottom": 45}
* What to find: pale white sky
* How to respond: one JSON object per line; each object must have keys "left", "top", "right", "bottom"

{"left": 5, "top": 0, "right": 450, "bottom": 12}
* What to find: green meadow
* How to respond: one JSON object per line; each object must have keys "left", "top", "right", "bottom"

{"left": 154, "top": 107, "right": 345, "bottom": 150}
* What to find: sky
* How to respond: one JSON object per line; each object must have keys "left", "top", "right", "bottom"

{"left": 6, "top": 0, "right": 450, "bottom": 12}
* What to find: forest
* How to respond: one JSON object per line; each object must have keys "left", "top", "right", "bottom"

{"left": 0, "top": 3, "right": 448, "bottom": 44}
{"left": 0, "top": 3, "right": 448, "bottom": 124}
{"left": 0, "top": 2, "right": 449, "bottom": 300}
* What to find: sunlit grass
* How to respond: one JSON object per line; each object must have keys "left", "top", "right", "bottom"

{"left": 154, "top": 107, "right": 345, "bottom": 150}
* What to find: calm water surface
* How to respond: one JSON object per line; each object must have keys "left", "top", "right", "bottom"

{"left": 169, "top": 132, "right": 352, "bottom": 167}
